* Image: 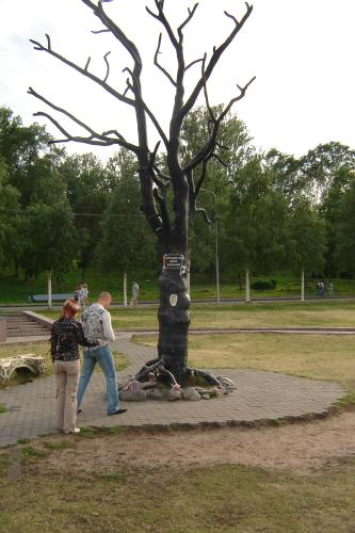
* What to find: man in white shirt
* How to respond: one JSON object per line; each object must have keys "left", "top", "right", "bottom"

{"left": 77, "top": 292, "right": 127, "bottom": 416}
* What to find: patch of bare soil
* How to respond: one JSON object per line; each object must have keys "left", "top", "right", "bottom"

{"left": 32, "top": 410, "right": 355, "bottom": 475}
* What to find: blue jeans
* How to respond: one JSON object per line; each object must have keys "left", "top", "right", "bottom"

{"left": 77, "top": 345, "right": 119, "bottom": 415}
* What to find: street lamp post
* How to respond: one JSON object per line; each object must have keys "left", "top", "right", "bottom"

{"left": 201, "top": 189, "right": 221, "bottom": 304}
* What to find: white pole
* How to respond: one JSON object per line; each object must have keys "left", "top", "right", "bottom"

{"left": 47, "top": 270, "right": 52, "bottom": 309}
{"left": 245, "top": 268, "right": 251, "bottom": 303}
{"left": 301, "top": 269, "right": 305, "bottom": 302}
{"left": 123, "top": 272, "right": 128, "bottom": 307}
{"left": 187, "top": 258, "right": 191, "bottom": 296}
{"left": 216, "top": 218, "right": 220, "bottom": 303}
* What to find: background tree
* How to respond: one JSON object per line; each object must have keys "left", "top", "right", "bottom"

{"left": 0, "top": 157, "right": 21, "bottom": 271}
{"left": 224, "top": 155, "right": 289, "bottom": 301}
{"left": 288, "top": 197, "right": 326, "bottom": 301}
{"left": 181, "top": 107, "right": 252, "bottom": 281}
{"left": 24, "top": 201, "right": 77, "bottom": 289}
{"left": 60, "top": 153, "right": 109, "bottom": 280}
{"left": 333, "top": 172, "right": 355, "bottom": 276}
{"left": 100, "top": 149, "right": 157, "bottom": 276}
{"left": 300, "top": 142, "right": 355, "bottom": 202}
{"left": 29, "top": 0, "right": 255, "bottom": 384}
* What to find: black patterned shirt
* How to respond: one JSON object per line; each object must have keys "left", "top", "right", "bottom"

{"left": 50, "top": 317, "right": 98, "bottom": 362}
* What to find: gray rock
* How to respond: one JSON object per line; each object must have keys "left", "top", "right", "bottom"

{"left": 201, "top": 393, "right": 211, "bottom": 400}
{"left": 119, "top": 390, "right": 147, "bottom": 402}
{"left": 166, "top": 389, "right": 182, "bottom": 402}
{"left": 182, "top": 387, "right": 201, "bottom": 401}
{"left": 218, "top": 376, "right": 236, "bottom": 388}
{"left": 146, "top": 388, "right": 165, "bottom": 400}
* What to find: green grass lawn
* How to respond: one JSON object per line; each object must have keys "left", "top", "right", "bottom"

{"left": 0, "top": 449, "right": 354, "bottom": 532}
{"left": 2, "top": 269, "right": 355, "bottom": 304}
{"left": 41, "top": 300, "right": 355, "bottom": 331}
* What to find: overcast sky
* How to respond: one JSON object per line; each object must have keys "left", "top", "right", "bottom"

{"left": 1, "top": 0, "right": 355, "bottom": 160}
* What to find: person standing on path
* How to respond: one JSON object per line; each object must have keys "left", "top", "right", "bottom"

{"left": 131, "top": 280, "right": 140, "bottom": 307}
{"left": 78, "top": 283, "right": 89, "bottom": 308}
{"left": 77, "top": 292, "right": 127, "bottom": 416}
{"left": 51, "top": 299, "right": 100, "bottom": 434}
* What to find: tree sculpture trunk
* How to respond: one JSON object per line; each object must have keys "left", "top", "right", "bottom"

{"left": 158, "top": 268, "right": 191, "bottom": 384}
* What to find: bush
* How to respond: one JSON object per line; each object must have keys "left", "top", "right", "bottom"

{"left": 250, "top": 279, "right": 276, "bottom": 292}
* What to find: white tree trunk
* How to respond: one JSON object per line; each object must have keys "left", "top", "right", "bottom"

{"left": 215, "top": 219, "right": 220, "bottom": 304}
{"left": 123, "top": 272, "right": 128, "bottom": 307}
{"left": 47, "top": 270, "right": 52, "bottom": 309}
{"left": 186, "top": 258, "right": 191, "bottom": 297}
{"left": 245, "top": 268, "right": 251, "bottom": 303}
{"left": 301, "top": 269, "right": 305, "bottom": 302}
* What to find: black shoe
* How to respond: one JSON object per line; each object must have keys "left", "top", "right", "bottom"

{"left": 77, "top": 409, "right": 82, "bottom": 414}
{"left": 109, "top": 409, "right": 127, "bottom": 416}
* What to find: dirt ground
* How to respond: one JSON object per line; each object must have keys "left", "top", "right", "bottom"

{"left": 31, "top": 409, "right": 355, "bottom": 475}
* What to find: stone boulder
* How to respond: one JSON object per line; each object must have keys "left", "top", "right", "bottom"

{"left": 182, "top": 387, "right": 201, "bottom": 401}
{"left": 119, "top": 390, "right": 147, "bottom": 402}
{"left": 146, "top": 388, "right": 165, "bottom": 400}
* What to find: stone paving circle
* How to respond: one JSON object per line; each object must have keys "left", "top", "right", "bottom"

{"left": 0, "top": 335, "right": 346, "bottom": 448}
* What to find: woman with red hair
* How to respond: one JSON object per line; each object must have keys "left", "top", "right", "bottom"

{"left": 50, "top": 299, "right": 99, "bottom": 434}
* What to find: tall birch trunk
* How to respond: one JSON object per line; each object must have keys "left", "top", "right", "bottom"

{"left": 47, "top": 270, "right": 52, "bottom": 309}
{"left": 123, "top": 272, "right": 128, "bottom": 307}
{"left": 245, "top": 268, "right": 251, "bottom": 303}
{"left": 301, "top": 269, "right": 305, "bottom": 302}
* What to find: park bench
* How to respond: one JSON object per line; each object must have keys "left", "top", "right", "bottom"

{"left": 29, "top": 293, "right": 74, "bottom": 303}
{"left": 0, "top": 354, "right": 46, "bottom": 384}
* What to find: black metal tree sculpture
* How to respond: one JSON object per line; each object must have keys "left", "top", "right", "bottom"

{"left": 29, "top": 0, "right": 255, "bottom": 387}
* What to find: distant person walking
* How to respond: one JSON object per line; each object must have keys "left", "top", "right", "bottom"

{"left": 77, "top": 292, "right": 127, "bottom": 416}
{"left": 316, "top": 281, "right": 325, "bottom": 298}
{"left": 78, "top": 283, "right": 89, "bottom": 308}
{"left": 50, "top": 299, "right": 100, "bottom": 434}
{"left": 320, "top": 281, "right": 325, "bottom": 298}
{"left": 131, "top": 281, "right": 140, "bottom": 307}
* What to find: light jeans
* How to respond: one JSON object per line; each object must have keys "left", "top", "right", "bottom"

{"left": 54, "top": 359, "right": 80, "bottom": 432}
{"left": 77, "top": 345, "right": 119, "bottom": 415}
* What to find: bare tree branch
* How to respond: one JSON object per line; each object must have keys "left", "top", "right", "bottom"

{"left": 194, "top": 159, "right": 209, "bottom": 197}
{"left": 179, "top": 2, "right": 253, "bottom": 120}
{"left": 33, "top": 112, "right": 118, "bottom": 146}
{"left": 29, "top": 36, "right": 134, "bottom": 107}
{"left": 81, "top": 0, "right": 143, "bottom": 67}
{"left": 146, "top": 0, "right": 179, "bottom": 52}
{"left": 153, "top": 187, "right": 172, "bottom": 236}
{"left": 185, "top": 57, "right": 204, "bottom": 72}
{"left": 154, "top": 34, "right": 177, "bottom": 87}
{"left": 153, "top": 164, "right": 171, "bottom": 182}
{"left": 91, "top": 28, "right": 111, "bottom": 34}
{"left": 28, "top": 87, "right": 140, "bottom": 152}
{"left": 177, "top": 3, "right": 199, "bottom": 38}
{"left": 84, "top": 56, "right": 91, "bottom": 71}
{"left": 103, "top": 51, "right": 111, "bottom": 83}
{"left": 184, "top": 75, "right": 256, "bottom": 174}
{"left": 123, "top": 67, "right": 169, "bottom": 147}
{"left": 212, "top": 153, "right": 229, "bottom": 167}
{"left": 201, "top": 54, "right": 216, "bottom": 124}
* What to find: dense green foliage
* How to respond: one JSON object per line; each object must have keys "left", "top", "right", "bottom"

{"left": 1, "top": 104, "right": 355, "bottom": 297}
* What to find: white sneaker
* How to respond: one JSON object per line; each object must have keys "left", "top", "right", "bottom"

{"left": 64, "top": 427, "right": 81, "bottom": 434}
